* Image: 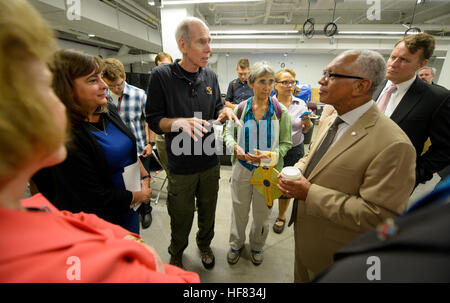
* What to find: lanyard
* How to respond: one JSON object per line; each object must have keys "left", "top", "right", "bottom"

{"left": 107, "top": 90, "right": 123, "bottom": 112}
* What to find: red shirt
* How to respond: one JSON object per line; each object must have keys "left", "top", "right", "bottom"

{"left": 0, "top": 194, "right": 199, "bottom": 283}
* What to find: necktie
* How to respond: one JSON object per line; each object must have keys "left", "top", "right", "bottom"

{"left": 377, "top": 84, "right": 397, "bottom": 113}
{"left": 288, "top": 116, "right": 344, "bottom": 227}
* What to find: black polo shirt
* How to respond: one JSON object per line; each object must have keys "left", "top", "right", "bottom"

{"left": 146, "top": 59, "right": 223, "bottom": 174}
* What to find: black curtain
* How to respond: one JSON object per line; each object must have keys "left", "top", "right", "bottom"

{"left": 125, "top": 72, "right": 151, "bottom": 91}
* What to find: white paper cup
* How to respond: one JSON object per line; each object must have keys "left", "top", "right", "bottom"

{"left": 281, "top": 166, "right": 302, "bottom": 180}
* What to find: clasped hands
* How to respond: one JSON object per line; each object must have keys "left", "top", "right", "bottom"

{"left": 234, "top": 145, "right": 271, "bottom": 165}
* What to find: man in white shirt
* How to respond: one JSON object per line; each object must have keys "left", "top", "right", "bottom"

{"left": 278, "top": 49, "right": 416, "bottom": 282}
{"left": 373, "top": 33, "right": 450, "bottom": 186}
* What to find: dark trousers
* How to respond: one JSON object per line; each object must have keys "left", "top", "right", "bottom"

{"left": 167, "top": 163, "right": 220, "bottom": 256}
{"left": 139, "top": 155, "right": 153, "bottom": 215}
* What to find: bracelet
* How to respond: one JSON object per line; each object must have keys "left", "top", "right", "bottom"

{"left": 147, "top": 141, "right": 155, "bottom": 145}
{"left": 141, "top": 175, "right": 151, "bottom": 180}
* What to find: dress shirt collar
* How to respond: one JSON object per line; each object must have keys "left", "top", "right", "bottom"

{"left": 338, "top": 100, "right": 374, "bottom": 127}
{"left": 385, "top": 75, "right": 416, "bottom": 97}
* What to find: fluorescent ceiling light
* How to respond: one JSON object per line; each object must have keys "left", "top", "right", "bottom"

{"left": 163, "top": 0, "right": 262, "bottom": 5}
{"left": 211, "top": 35, "right": 299, "bottom": 40}
{"left": 338, "top": 31, "right": 404, "bottom": 35}
{"left": 211, "top": 30, "right": 298, "bottom": 35}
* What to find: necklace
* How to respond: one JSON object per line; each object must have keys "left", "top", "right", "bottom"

{"left": 89, "top": 117, "right": 108, "bottom": 136}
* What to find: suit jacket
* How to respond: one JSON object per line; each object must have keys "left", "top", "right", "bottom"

{"left": 314, "top": 178, "right": 450, "bottom": 283}
{"left": 293, "top": 103, "right": 416, "bottom": 278}
{"left": 373, "top": 78, "right": 450, "bottom": 184}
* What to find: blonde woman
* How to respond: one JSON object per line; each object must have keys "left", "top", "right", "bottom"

{"left": 272, "top": 68, "right": 313, "bottom": 234}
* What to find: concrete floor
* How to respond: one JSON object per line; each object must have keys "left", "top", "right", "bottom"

{"left": 142, "top": 151, "right": 441, "bottom": 283}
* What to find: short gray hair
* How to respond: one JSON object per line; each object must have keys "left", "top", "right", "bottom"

{"left": 175, "top": 17, "right": 208, "bottom": 45}
{"left": 419, "top": 66, "right": 436, "bottom": 76}
{"left": 248, "top": 61, "right": 275, "bottom": 84}
{"left": 340, "top": 49, "right": 386, "bottom": 95}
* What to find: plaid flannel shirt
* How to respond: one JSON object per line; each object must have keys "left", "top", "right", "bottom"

{"left": 106, "top": 82, "right": 147, "bottom": 153}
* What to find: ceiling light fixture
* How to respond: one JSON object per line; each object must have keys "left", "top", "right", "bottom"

{"left": 338, "top": 31, "right": 405, "bottom": 35}
{"left": 211, "top": 30, "right": 298, "bottom": 35}
{"left": 148, "top": 0, "right": 162, "bottom": 5}
{"left": 163, "top": 0, "right": 262, "bottom": 5}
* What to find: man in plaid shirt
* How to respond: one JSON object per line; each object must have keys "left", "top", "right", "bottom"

{"left": 103, "top": 58, "right": 153, "bottom": 229}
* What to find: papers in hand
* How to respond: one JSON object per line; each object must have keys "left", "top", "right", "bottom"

{"left": 123, "top": 161, "right": 142, "bottom": 211}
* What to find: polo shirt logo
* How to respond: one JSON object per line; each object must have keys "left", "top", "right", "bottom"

{"left": 206, "top": 86, "right": 212, "bottom": 95}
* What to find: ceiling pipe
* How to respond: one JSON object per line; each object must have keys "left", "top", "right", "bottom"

{"left": 215, "top": 14, "right": 266, "bottom": 24}
{"left": 117, "top": 45, "right": 131, "bottom": 56}
{"left": 101, "top": 0, "right": 157, "bottom": 30}
{"left": 263, "top": 0, "right": 273, "bottom": 24}
{"left": 114, "top": 53, "right": 155, "bottom": 65}
{"left": 121, "top": 0, "right": 160, "bottom": 25}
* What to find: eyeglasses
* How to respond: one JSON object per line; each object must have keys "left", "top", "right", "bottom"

{"left": 322, "top": 71, "right": 364, "bottom": 82}
{"left": 255, "top": 79, "right": 275, "bottom": 87}
{"left": 277, "top": 80, "right": 297, "bottom": 86}
{"left": 106, "top": 79, "right": 125, "bottom": 90}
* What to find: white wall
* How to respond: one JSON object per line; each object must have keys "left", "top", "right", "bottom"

{"left": 215, "top": 53, "right": 335, "bottom": 94}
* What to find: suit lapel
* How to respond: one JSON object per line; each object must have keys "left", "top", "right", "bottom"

{"left": 307, "top": 104, "right": 379, "bottom": 180}
{"left": 390, "top": 78, "right": 425, "bottom": 124}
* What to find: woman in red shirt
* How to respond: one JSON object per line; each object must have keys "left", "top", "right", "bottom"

{"left": 0, "top": 0, "right": 199, "bottom": 283}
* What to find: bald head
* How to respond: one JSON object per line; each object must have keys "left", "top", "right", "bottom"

{"left": 175, "top": 17, "right": 209, "bottom": 45}
{"left": 336, "top": 50, "right": 386, "bottom": 95}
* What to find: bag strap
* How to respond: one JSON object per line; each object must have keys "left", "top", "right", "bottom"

{"left": 237, "top": 99, "right": 247, "bottom": 120}
{"left": 270, "top": 96, "right": 282, "bottom": 120}
{"left": 237, "top": 96, "right": 282, "bottom": 120}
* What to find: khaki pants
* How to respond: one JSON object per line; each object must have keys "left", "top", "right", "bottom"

{"left": 229, "top": 162, "right": 272, "bottom": 252}
{"left": 167, "top": 163, "right": 220, "bottom": 257}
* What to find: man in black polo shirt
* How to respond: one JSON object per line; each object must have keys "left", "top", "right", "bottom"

{"left": 224, "top": 58, "right": 254, "bottom": 109}
{"left": 146, "top": 17, "right": 239, "bottom": 270}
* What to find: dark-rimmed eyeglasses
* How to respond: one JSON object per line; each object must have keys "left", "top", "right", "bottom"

{"left": 277, "top": 80, "right": 297, "bottom": 86}
{"left": 322, "top": 71, "right": 364, "bottom": 82}
{"left": 106, "top": 79, "right": 125, "bottom": 90}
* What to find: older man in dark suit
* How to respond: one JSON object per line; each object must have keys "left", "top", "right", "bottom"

{"left": 373, "top": 33, "right": 450, "bottom": 186}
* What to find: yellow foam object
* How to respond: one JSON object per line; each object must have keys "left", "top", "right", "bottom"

{"left": 250, "top": 166, "right": 283, "bottom": 208}
{"left": 259, "top": 151, "right": 277, "bottom": 167}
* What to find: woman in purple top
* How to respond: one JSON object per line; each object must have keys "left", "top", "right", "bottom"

{"left": 272, "top": 68, "right": 313, "bottom": 234}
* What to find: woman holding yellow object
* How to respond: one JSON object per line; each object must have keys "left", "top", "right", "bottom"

{"left": 223, "top": 62, "right": 292, "bottom": 266}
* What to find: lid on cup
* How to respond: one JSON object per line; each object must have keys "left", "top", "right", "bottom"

{"left": 281, "top": 166, "right": 301, "bottom": 180}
